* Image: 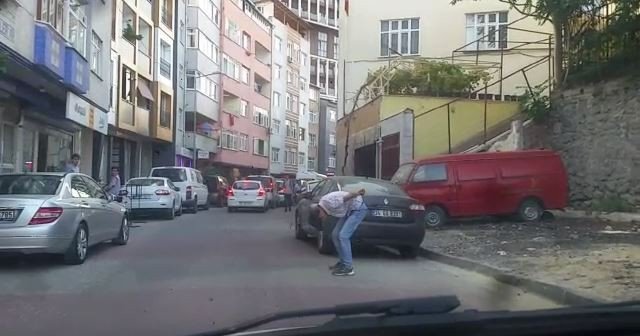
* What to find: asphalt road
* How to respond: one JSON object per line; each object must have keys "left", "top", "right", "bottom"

{"left": 0, "top": 207, "right": 558, "bottom": 336}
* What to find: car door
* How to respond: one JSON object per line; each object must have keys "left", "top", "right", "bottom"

{"left": 69, "top": 176, "right": 104, "bottom": 243}
{"left": 82, "top": 176, "right": 119, "bottom": 241}
{"left": 194, "top": 171, "right": 207, "bottom": 205}
{"left": 404, "top": 162, "right": 460, "bottom": 216}
{"left": 167, "top": 180, "right": 181, "bottom": 210}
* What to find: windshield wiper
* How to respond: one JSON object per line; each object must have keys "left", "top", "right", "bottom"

{"left": 193, "top": 295, "right": 460, "bottom": 336}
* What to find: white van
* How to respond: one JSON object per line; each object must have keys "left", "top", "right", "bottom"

{"left": 149, "top": 167, "right": 209, "bottom": 213}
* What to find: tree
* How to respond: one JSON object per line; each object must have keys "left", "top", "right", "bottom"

{"left": 366, "top": 61, "right": 491, "bottom": 97}
{"left": 450, "top": 0, "right": 600, "bottom": 86}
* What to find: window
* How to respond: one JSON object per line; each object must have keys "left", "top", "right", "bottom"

{"left": 333, "top": 36, "right": 339, "bottom": 57}
{"left": 121, "top": 66, "right": 134, "bottom": 103}
{"left": 271, "top": 119, "right": 280, "bottom": 135}
{"left": 242, "top": 32, "right": 251, "bottom": 50}
{"left": 90, "top": 31, "right": 102, "bottom": 76}
{"left": 225, "top": 19, "right": 241, "bottom": 45}
{"left": 318, "top": 32, "right": 328, "bottom": 57}
{"left": 253, "top": 138, "right": 267, "bottom": 156}
{"left": 273, "top": 92, "right": 281, "bottom": 107}
{"left": 136, "top": 76, "right": 152, "bottom": 110}
{"left": 193, "top": 31, "right": 218, "bottom": 62}
{"left": 301, "top": 52, "right": 307, "bottom": 66}
{"left": 186, "top": 71, "right": 218, "bottom": 100}
{"left": 160, "top": 92, "right": 171, "bottom": 128}
{"left": 68, "top": 2, "right": 87, "bottom": 56}
{"left": 380, "top": 18, "right": 420, "bottom": 56}
{"left": 328, "top": 156, "right": 336, "bottom": 168}
{"left": 187, "top": 29, "right": 197, "bottom": 48}
{"left": 271, "top": 148, "right": 280, "bottom": 162}
{"left": 390, "top": 163, "right": 416, "bottom": 184}
{"left": 300, "top": 78, "right": 307, "bottom": 91}
{"left": 284, "top": 149, "right": 297, "bottom": 165}
{"left": 286, "top": 93, "right": 292, "bottom": 111}
{"left": 221, "top": 130, "right": 238, "bottom": 150}
{"left": 286, "top": 120, "right": 297, "bottom": 139}
{"left": 310, "top": 88, "right": 318, "bottom": 101}
{"left": 308, "top": 158, "right": 315, "bottom": 170}
{"left": 160, "top": 40, "right": 172, "bottom": 79}
{"left": 309, "top": 133, "right": 317, "bottom": 146}
{"left": 186, "top": 70, "right": 196, "bottom": 89}
{"left": 138, "top": 19, "right": 152, "bottom": 55}
{"left": 275, "top": 36, "right": 282, "bottom": 51}
{"left": 287, "top": 70, "right": 293, "bottom": 84}
{"left": 298, "top": 152, "right": 305, "bottom": 166}
{"left": 329, "top": 132, "right": 336, "bottom": 145}
{"left": 299, "top": 102, "right": 306, "bottom": 116}
{"left": 253, "top": 107, "right": 269, "bottom": 127}
{"left": 413, "top": 163, "right": 448, "bottom": 182}
{"left": 309, "top": 112, "right": 318, "bottom": 123}
{"left": 465, "top": 12, "right": 508, "bottom": 50}
{"left": 241, "top": 66, "right": 250, "bottom": 84}
{"left": 222, "top": 54, "right": 241, "bottom": 80}
{"left": 299, "top": 128, "right": 306, "bottom": 141}
{"left": 188, "top": 0, "right": 218, "bottom": 24}
{"left": 71, "top": 176, "right": 91, "bottom": 198}
{"left": 329, "top": 109, "right": 337, "bottom": 122}
{"left": 240, "top": 100, "right": 248, "bottom": 117}
{"left": 37, "top": 0, "right": 65, "bottom": 35}
{"left": 239, "top": 134, "right": 249, "bottom": 151}
{"left": 274, "top": 64, "right": 281, "bottom": 79}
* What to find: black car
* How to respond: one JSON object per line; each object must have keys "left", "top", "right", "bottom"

{"left": 294, "top": 176, "right": 426, "bottom": 258}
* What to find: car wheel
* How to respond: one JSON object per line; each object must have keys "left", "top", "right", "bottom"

{"left": 295, "top": 212, "right": 306, "bottom": 240}
{"left": 113, "top": 217, "right": 130, "bottom": 246}
{"left": 203, "top": 199, "right": 210, "bottom": 211}
{"left": 166, "top": 202, "right": 176, "bottom": 220}
{"left": 399, "top": 246, "right": 419, "bottom": 259}
{"left": 192, "top": 198, "right": 198, "bottom": 214}
{"left": 518, "top": 198, "right": 543, "bottom": 222}
{"left": 177, "top": 204, "right": 183, "bottom": 216}
{"left": 317, "top": 224, "right": 334, "bottom": 255}
{"left": 424, "top": 205, "right": 447, "bottom": 228}
{"left": 64, "top": 224, "right": 89, "bottom": 265}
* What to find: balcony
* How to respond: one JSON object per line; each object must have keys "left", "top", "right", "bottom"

{"left": 120, "top": 40, "right": 136, "bottom": 64}
{"left": 33, "top": 22, "right": 65, "bottom": 79}
{"left": 186, "top": 90, "right": 220, "bottom": 121}
{"left": 254, "top": 73, "right": 271, "bottom": 98}
{"left": 118, "top": 100, "right": 151, "bottom": 136}
{"left": 186, "top": 132, "right": 218, "bottom": 154}
{"left": 63, "top": 46, "right": 89, "bottom": 94}
{"left": 223, "top": 91, "right": 242, "bottom": 116}
{"left": 254, "top": 41, "right": 271, "bottom": 66}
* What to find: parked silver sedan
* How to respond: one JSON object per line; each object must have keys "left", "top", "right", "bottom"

{"left": 0, "top": 173, "right": 129, "bottom": 265}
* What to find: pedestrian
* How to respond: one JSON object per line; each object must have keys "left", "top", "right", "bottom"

{"left": 316, "top": 188, "right": 367, "bottom": 276}
{"left": 105, "top": 167, "right": 121, "bottom": 196}
{"left": 65, "top": 153, "right": 81, "bottom": 173}
{"left": 283, "top": 175, "right": 295, "bottom": 212}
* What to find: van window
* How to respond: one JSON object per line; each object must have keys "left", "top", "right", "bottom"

{"left": 391, "top": 164, "right": 416, "bottom": 184}
{"left": 195, "top": 171, "right": 204, "bottom": 184}
{"left": 152, "top": 168, "right": 188, "bottom": 182}
{"left": 413, "top": 163, "right": 448, "bottom": 182}
{"left": 457, "top": 163, "right": 496, "bottom": 181}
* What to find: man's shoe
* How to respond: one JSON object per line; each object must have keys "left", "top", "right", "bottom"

{"left": 329, "top": 262, "right": 343, "bottom": 270}
{"left": 332, "top": 265, "right": 355, "bottom": 276}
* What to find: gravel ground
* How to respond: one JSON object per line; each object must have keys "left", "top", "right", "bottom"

{"left": 421, "top": 216, "right": 640, "bottom": 301}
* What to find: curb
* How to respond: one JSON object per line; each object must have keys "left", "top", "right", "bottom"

{"left": 551, "top": 209, "right": 640, "bottom": 223}
{"left": 419, "top": 248, "right": 605, "bottom": 306}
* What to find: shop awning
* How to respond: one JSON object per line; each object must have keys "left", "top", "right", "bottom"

{"left": 137, "top": 81, "right": 154, "bottom": 101}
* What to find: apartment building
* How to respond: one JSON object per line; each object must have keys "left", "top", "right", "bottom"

{"left": 0, "top": 1, "right": 112, "bottom": 181}
{"left": 110, "top": 0, "right": 176, "bottom": 181}
{"left": 254, "top": 0, "right": 310, "bottom": 177}
{"left": 307, "top": 84, "right": 320, "bottom": 172}
{"left": 209, "top": 0, "right": 272, "bottom": 178}
{"left": 279, "top": 0, "right": 338, "bottom": 175}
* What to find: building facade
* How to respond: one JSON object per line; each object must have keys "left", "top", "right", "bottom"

{"left": 279, "top": 0, "right": 339, "bottom": 175}
{"left": 205, "top": 0, "right": 272, "bottom": 179}
{"left": 110, "top": 0, "right": 176, "bottom": 182}
{"left": 0, "top": 1, "right": 112, "bottom": 181}
{"left": 255, "top": 0, "right": 310, "bottom": 177}
{"left": 317, "top": 98, "right": 337, "bottom": 175}
{"left": 307, "top": 85, "right": 320, "bottom": 172}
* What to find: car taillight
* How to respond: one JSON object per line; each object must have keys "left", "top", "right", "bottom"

{"left": 410, "top": 204, "right": 425, "bottom": 211}
{"left": 29, "top": 207, "right": 63, "bottom": 225}
{"left": 186, "top": 186, "right": 192, "bottom": 199}
{"left": 227, "top": 188, "right": 234, "bottom": 197}
{"left": 155, "top": 189, "right": 171, "bottom": 195}
{"left": 257, "top": 188, "right": 265, "bottom": 197}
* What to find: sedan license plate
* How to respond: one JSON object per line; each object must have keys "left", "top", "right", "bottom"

{"left": 0, "top": 210, "right": 17, "bottom": 222}
{"left": 371, "top": 209, "right": 403, "bottom": 218}
{"left": 240, "top": 201, "right": 252, "bottom": 205}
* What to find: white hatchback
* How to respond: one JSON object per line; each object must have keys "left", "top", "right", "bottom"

{"left": 227, "top": 180, "right": 268, "bottom": 213}
{"left": 122, "top": 177, "right": 182, "bottom": 219}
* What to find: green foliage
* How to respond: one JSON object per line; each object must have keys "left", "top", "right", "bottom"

{"left": 367, "top": 61, "right": 491, "bottom": 97}
{"left": 520, "top": 84, "right": 551, "bottom": 122}
{"left": 122, "top": 23, "right": 143, "bottom": 41}
{"left": 592, "top": 196, "right": 634, "bottom": 213}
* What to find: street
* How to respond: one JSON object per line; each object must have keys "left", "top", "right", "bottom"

{"left": 0, "top": 208, "right": 558, "bottom": 336}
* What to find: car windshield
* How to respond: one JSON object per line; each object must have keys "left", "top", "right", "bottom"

{"left": 151, "top": 168, "right": 187, "bottom": 182}
{"left": 390, "top": 164, "right": 416, "bottom": 184}
{"left": 233, "top": 181, "right": 260, "bottom": 190}
{"left": 0, "top": 175, "right": 62, "bottom": 195}
{"left": 127, "top": 178, "right": 165, "bottom": 187}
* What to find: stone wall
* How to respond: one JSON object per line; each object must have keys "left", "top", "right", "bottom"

{"left": 524, "top": 78, "right": 640, "bottom": 209}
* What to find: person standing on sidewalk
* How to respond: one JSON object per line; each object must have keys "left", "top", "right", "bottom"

{"left": 317, "top": 188, "right": 367, "bottom": 276}
{"left": 283, "top": 175, "right": 295, "bottom": 212}
{"left": 105, "top": 167, "right": 121, "bottom": 196}
{"left": 65, "top": 153, "right": 81, "bottom": 173}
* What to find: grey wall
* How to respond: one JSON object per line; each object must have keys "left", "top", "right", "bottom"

{"left": 86, "top": 1, "right": 113, "bottom": 112}
{"left": 318, "top": 99, "right": 337, "bottom": 174}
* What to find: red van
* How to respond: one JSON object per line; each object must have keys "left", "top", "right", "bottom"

{"left": 390, "top": 150, "right": 568, "bottom": 227}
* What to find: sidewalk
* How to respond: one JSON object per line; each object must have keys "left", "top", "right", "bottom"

{"left": 421, "top": 217, "right": 640, "bottom": 302}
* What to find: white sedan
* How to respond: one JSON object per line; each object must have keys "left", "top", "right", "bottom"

{"left": 121, "top": 177, "right": 182, "bottom": 219}
{"left": 227, "top": 180, "right": 268, "bottom": 213}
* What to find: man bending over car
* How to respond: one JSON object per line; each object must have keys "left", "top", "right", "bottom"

{"left": 316, "top": 188, "right": 367, "bottom": 276}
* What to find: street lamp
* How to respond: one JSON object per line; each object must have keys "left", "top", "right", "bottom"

{"left": 183, "top": 70, "right": 223, "bottom": 167}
